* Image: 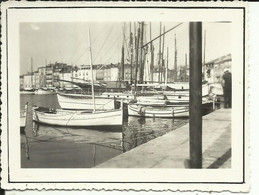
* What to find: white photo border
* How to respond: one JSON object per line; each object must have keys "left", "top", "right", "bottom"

{"left": 0, "top": 2, "right": 249, "bottom": 191}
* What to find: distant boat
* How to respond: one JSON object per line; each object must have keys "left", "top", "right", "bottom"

{"left": 20, "top": 88, "right": 35, "bottom": 95}
{"left": 33, "top": 107, "right": 123, "bottom": 127}
{"left": 34, "top": 88, "right": 56, "bottom": 95}
{"left": 128, "top": 104, "right": 189, "bottom": 118}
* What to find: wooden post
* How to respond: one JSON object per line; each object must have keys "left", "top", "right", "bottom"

{"left": 189, "top": 22, "right": 202, "bottom": 168}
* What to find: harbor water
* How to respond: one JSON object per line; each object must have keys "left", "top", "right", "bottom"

{"left": 20, "top": 94, "right": 188, "bottom": 168}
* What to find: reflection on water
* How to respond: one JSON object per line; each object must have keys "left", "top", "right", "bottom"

{"left": 20, "top": 94, "right": 188, "bottom": 168}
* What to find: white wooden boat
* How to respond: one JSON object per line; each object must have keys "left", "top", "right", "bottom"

{"left": 20, "top": 102, "right": 28, "bottom": 128}
{"left": 128, "top": 104, "right": 189, "bottom": 118}
{"left": 33, "top": 107, "right": 123, "bottom": 127}
{"left": 57, "top": 92, "right": 116, "bottom": 110}
{"left": 20, "top": 90, "right": 35, "bottom": 95}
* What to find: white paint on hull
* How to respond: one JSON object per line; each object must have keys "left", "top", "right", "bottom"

{"left": 33, "top": 108, "right": 123, "bottom": 127}
{"left": 128, "top": 104, "right": 189, "bottom": 118}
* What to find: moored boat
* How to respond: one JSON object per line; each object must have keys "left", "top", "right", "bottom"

{"left": 33, "top": 107, "right": 123, "bottom": 127}
{"left": 57, "top": 92, "right": 116, "bottom": 110}
{"left": 20, "top": 89, "right": 35, "bottom": 95}
{"left": 35, "top": 88, "right": 56, "bottom": 95}
{"left": 128, "top": 104, "right": 189, "bottom": 118}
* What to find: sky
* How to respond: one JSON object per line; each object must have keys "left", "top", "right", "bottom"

{"left": 20, "top": 22, "right": 232, "bottom": 75}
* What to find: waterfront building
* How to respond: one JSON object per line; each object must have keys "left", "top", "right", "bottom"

{"left": 33, "top": 71, "right": 40, "bottom": 89}
{"left": 204, "top": 54, "right": 232, "bottom": 83}
{"left": 38, "top": 66, "right": 46, "bottom": 88}
{"left": 20, "top": 75, "right": 24, "bottom": 90}
{"left": 45, "top": 64, "right": 53, "bottom": 88}
{"left": 23, "top": 74, "right": 33, "bottom": 89}
{"left": 59, "top": 71, "right": 74, "bottom": 88}
{"left": 53, "top": 62, "right": 68, "bottom": 88}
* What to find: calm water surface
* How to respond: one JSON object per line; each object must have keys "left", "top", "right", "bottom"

{"left": 20, "top": 94, "right": 188, "bottom": 168}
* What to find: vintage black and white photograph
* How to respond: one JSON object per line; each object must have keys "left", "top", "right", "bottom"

{"left": 1, "top": 2, "right": 248, "bottom": 191}
{"left": 19, "top": 21, "right": 232, "bottom": 169}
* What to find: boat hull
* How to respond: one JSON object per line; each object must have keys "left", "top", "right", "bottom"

{"left": 35, "top": 89, "right": 55, "bottom": 95}
{"left": 33, "top": 108, "right": 123, "bottom": 127}
{"left": 128, "top": 104, "right": 189, "bottom": 118}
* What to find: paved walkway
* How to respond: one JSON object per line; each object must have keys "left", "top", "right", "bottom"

{"left": 96, "top": 109, "right": 231, "bottom": 168}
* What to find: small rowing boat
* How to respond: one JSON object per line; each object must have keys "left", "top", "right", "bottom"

{"left": 128, "top": 104, "right": 189, "bottom": 118}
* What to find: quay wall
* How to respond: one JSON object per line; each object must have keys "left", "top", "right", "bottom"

{"left": 96, "top": 109, "right": 231, "bottom": 168}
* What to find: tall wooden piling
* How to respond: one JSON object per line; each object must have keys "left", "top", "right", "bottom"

{"left": 189, "top": 22, "right": 202, "bottom": 168}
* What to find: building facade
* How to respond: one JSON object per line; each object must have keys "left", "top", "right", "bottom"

{"left": 204, "top": 54, "right": 232, "bottom": 83}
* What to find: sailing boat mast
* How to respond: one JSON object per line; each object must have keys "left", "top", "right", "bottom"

{"left": 88, "top": 27, "right": 96, "bottom": 112}
{"left": 139, "top": 22, "right": 144, "bottom": 83}
{"left": 158, "top": 22, "right": 162, "bottom": 83}
{"left": 165, "top": 47, "right": 169, "bottom": 85}
{"left": 174, "top": 34, "right": 177, "bottom": 82}
{"left": 134, "top": 25, "right": 140, "bottom": 90}
{"left": 121, "top": 23, "right": 125, "bottom": 81}
{"left": 130, "top": 22, "right": 133, "bottom": 84}
{"left": 162, "top": 26, "right": 165, "bottom": 82}
{"left": 149, "top": 22, "right": 154, "bottom": 83}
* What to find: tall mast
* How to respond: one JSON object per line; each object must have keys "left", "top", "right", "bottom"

{"left": 88, "top": 27, "right": 96, "bottom": 112}
{"left": 139, "top": 22, "right": 144, "bottom": 83}
{"left": 134, "top": 26, "right": 140, "bottom": 90}
{"left": 121, "top": 45, "right": 125, "bottom": 81}
{"left": 130, "top": 22, "right": 133, "bottom": 84}
{"left": 165, "top": 47, "right": 169, "bottom": 85}
{"left": 121, "top": 23, "right": 125, "bottom": 81}
{"left": 174, "top": 34, "right": 177, "bottom": 82}
{"left": 158, "top": 22, "right": 162, "bottom": 83}
{"left": 162, "top": 26, "right": 165, "bottom": 82}
{"left": 149, "top": 22, "right": 154, "bottom": 83}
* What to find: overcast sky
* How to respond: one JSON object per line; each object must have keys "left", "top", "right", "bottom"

{"left": 20, "top": 22, "right": 232, "bottom": 75}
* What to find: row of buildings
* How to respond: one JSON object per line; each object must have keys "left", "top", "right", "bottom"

{"left": 20, "top": 54, "right": 231, "bottom": 90}
{"left": 20, "top": 62, "right": 186, "bottom": 90}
